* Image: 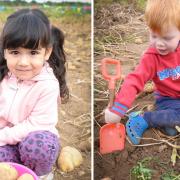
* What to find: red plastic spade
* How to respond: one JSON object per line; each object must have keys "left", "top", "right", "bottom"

{"left": 101, "top": 58, "right": 121, "bottom": 107}
{"left": 100, "top": 123, "right": 125, "bottom": 154}
{"left": 100, "top": 58, "right": 125, "bottom": 154}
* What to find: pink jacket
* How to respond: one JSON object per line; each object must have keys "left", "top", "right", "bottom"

{"left": 0, "top": 63, "right": 59, "bottom": 146}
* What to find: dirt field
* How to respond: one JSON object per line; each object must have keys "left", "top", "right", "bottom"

{"left": 54, "top": 16, "right": 91, "bottom": 180}
{"left": 94, "top": 2, "right": 180, "bottom": 180}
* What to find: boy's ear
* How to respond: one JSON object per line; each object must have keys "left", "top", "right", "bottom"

{"left": 45, "top": 47, "right": 53, "bottom": 61}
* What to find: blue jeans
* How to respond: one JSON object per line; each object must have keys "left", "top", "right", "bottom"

{"left": 143, "top": 96, "right": 180, "bottom": 128}
{"left": 0, "top": 130, "right": 60, "bottom": 176}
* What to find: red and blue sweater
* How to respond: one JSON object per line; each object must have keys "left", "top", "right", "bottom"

{"left": 110, "top": 46, "right": 180, "bottom": 117}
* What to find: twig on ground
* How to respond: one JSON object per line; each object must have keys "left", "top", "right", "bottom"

{"left": 95, "top": 98, "right": 108, "bottom": 102}
{"left": 126, "top": 135, "right": 180, "bottom": 148}
{"left": 94, "top": 118, "right": 102, "bottom": 128}
{"left": 171, "top": 143, "right": 179, "bottom": 166}
{"left": 70, "top": 93, "right": 88, "bottom": 104}
{"left": 126, "top": 136, "right": 164, "bottom": 147}
{"left": 95, "top": 111, "right": 104, "bottom": 119}
{"left": 126, "top": 104, "right": 139, "bottom": 114}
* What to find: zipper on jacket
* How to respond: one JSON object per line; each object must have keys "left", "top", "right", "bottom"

{"left": 7, "top": 79, "right": 21, "bottom": 121}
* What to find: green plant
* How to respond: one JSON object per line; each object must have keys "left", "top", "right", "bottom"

{"left": 130, "top": 157, "right": 153, "bottom": 180}
{"left": 161, "top": 170, "right": 180, "bottom": 180}
{"left": 135, "top": 0, "right": 146, "bottom": 10}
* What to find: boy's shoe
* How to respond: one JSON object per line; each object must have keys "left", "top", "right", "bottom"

{"left": 126, "top": 112, "right": 149, "bottom": 145}
{"left": 160, "top": 127, "right": 178, "bottom": 136}
{"left": 38, "top": 172, "right": 54, "bottom": 180}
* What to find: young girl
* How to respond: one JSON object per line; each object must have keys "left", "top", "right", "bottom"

{"left": 0, "top": 8, "right": 68, "bottom": 178}
{"left": 105, "top": 0, "right": 180, "bottom": 144}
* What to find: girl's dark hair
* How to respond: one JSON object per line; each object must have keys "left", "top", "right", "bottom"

{"left": 0, "top": 8, "right": 69, "bottom": 102}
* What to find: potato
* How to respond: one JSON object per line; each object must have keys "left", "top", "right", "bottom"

{"left": 58, "top": 146, "right": 83, "bottom": 172}
{"left": 143, "top": 82, "right": 154, "bottom": 93}
{"left": 78, "top": 137, "right": 91, "bottom": 151}
{"left": 0, "top": 163, "right": 18, "bottom": 180}
{"left": 17, "top": 173, "right": 34, "bottom": 180}
{"left": 147, "top": 104, "right": 155, "bottom": 111}
{"left": 101, "top": 178, "right": 112, "bottom": 180}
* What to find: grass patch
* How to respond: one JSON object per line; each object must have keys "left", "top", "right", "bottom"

{"left": 130, "top": 157, "right": 180, "bottom": 180}
{"left": 161, "top": 171, "right": 180, "bottom": 180}
{"left": 0, "top": 7, "right": 16, "bottom": 22}
{"left": 0, "top": 4, "right": 90, "bottom": 25}
{"left": 42, "top": 6, "right": 90, "bottom": 24}
{"left": 130, "top": 157, "right": 153, "bottom": 180}
{"left": 95, "top": 0, "right": 146, "bottom": 11}
{"left": 135, "top": 0, "right": 146, "bottom": 11}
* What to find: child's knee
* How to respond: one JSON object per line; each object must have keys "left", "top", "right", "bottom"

{"left": 0, "top": 145, "right": 20, "bottom": 163}
{"left": 143, "top": 110, "right": 180, "bottom": 128}
{"left": 19, "top": 130, "right": 60, "bottom": 165}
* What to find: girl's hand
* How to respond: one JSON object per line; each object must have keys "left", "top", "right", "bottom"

{"left": 104, "top": 108, "right": 121, "bottom": 123}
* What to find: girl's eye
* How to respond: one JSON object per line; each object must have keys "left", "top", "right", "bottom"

{"left": 10, "top": 50, "right": 19, "bottom": 55}
{"left": 30, "top": 50, "right": 39, "bottom": 55}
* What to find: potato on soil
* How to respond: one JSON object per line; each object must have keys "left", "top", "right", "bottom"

{"left": 58, "top": 146, "right": 83, "bottom": 172}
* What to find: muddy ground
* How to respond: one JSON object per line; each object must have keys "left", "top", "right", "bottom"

{"left": 94, "top": 3, "right": 180, "bottom": 180}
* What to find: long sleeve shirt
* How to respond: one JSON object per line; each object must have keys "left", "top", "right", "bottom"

{"left": 110, "top": 46, "right": 180, "bottom": 117}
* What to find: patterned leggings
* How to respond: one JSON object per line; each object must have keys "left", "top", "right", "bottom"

{"left": 0, "top": 130, "right": 60, "bottom": 176}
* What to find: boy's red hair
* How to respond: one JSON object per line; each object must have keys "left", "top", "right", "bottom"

{"left": 145, "top": 0, "right": 180, "bottom": 35}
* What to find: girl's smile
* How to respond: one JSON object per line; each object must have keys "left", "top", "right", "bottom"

{"left": 4, "top": 47, "right": 52, "bottom": 80}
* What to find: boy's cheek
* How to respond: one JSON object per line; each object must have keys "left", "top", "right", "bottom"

{"left": 149, "top": 40, "right": 155, "bottom": 47}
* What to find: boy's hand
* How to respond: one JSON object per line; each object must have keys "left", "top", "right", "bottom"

{"left": 104, "top": 108, "right": 121, "bottom": 123}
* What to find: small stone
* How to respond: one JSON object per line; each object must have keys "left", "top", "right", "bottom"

{"left": 78, "top": 170, "right": 85, "bottom": 176}
{"left": 158, "top": 145, "right": 167, "bottom": 152}
{"left": 74, "top": 61, "right": 81, "bottom": 68}
{"left": 101, "top": 177, "right": 112, "bottom": 180}
{"left": 147, "top": 104, "right": 155, "bottom": 111}
{"left": 68, "top": 62, "right": 76, "bottom": 70}
{"left": 78, "top": 138, "right": 91, "bottom": 151}
{"left": 135, "top": 38, "right": 143, "bottom": 44}
{"left": 144, "top": 82, "right": 154, "bottom": 93}
{"left": 60, "top": 110, "right": 66, "bottom": 116}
